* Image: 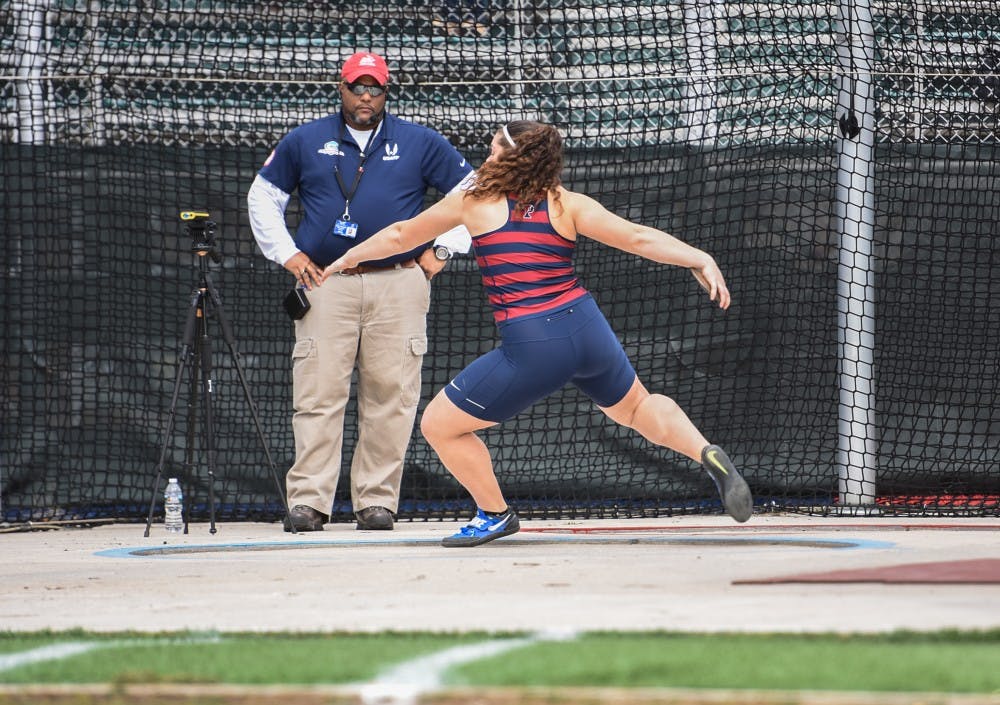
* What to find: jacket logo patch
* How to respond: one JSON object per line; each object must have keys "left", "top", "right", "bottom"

{"left": 318, "top": 140, "right": 344, "bottom": 156}
{"left": 382, "top": 143, "right": 400, "bottom": 161}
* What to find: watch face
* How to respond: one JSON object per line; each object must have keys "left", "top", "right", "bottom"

{"left": 434, "top": 246, "right": 450, "bottom": 261}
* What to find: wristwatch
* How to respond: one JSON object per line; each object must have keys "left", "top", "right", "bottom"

{"left": 433, "top": 245, "right": 453, "bottom": 261}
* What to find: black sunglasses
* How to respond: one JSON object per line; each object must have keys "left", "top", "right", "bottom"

{"left": 344, "top": 82, "right": 386, "bottom": 97}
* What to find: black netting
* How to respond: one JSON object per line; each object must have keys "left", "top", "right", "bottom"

{"left": 1, "top": 1, "right": 997, "bottom": 524}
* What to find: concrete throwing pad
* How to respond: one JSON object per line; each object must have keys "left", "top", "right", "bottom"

{"left": 3, "top": 515, "right": 999, "bottom": 633}
{"left": 734, "top": 558, "right": 1000, "bottom": 585}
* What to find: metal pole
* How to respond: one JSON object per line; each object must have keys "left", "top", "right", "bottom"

{"left": 510, "top": 0, "right": 526, "bottom": 119}
{"left": 682, "top": 0, "right": 719, "bottom": 143}
{"left": 835, "top": 0, "right": 877, "bottom": 506}
{"left": 15, "top": 0, "right": 46, "bottom": 145}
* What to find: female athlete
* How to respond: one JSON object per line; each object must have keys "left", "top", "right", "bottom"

{"left": 324, "top": 120, "right": 753, "bottom": 546}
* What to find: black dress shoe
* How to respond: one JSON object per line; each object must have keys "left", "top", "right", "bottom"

{"left": 283, "top": 504, "right": 328, "bottom": 532}
{"left": 355, "top": 506, "right": 394, "bottom": 530}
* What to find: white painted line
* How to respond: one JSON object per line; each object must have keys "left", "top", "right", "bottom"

{"left": 0, "top": 635, "right": 223, "bottom": 674}
{"left": 0, "top": 642, "right": 97, "bottom": 671}
{"left": 359, "top": 629, "right": 579, "bottom": 705}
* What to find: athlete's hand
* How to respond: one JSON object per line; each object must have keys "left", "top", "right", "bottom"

{"left": 284, "top": 253, "right": 321, "bottom": 290}
{"left": 321, "top": 253, "right": 357, "bottom": 282}
{"left": 691, "top": 259, "right": 731, "bottom": 310}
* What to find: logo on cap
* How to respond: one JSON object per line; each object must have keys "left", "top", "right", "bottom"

{"left": 342, "top": 51, "right": 389, "bottom": 85}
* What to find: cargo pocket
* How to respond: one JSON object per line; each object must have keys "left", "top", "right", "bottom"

{"left": 401, "top": 336, "right": 428, "bottom": 407}
{"left": 291, "top": 337, "right": 318, "bottom": 411}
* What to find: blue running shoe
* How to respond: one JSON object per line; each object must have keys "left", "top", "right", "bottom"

{"left": 702, "top": 444, "right": 753, "bottom": 523}
{"left": 441, "top": 508, "right": 520, "bottom": 547}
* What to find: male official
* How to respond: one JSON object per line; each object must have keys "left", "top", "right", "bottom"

{"left": 248, "top": 51, "right": 473, "bottom": 531}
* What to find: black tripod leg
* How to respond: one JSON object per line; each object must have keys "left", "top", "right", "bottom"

{"left": 198, "top": 288, "right": 219, "bottom": 535}
{"left": 204, "top": 272, "right": 296, "bottom": 533}
{"left": 182, "top": 327, "right": 200, "bottom": 536}
{"left": 144, "top": 288, "right": 201, "bottom": 537}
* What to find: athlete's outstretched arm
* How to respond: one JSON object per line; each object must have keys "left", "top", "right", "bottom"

{"left": 566, "top": 190, "right": 731, "bottom": 309}
{"left": 322, "top": 191, "right": 465, "bottom": 279}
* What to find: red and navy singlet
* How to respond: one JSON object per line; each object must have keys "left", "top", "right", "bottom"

{"left": 472, "top": 196, "right": 589, "bottom": 324}
{"left": 443, "top": 195, "right": 637, "bottom": 423}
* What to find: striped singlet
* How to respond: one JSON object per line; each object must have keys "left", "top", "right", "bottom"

{"left": 472, "top": 195, "right": 589, "bottom": 324}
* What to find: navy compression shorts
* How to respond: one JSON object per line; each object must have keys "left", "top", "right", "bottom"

{"left": 444, "top": 295, "right": 637, "bottom": 422}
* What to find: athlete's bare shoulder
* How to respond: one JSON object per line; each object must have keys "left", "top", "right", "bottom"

{"left": 462, "top": 193, "right": 508, "bottom": 236}
{"left": 559, "top": 187, "right": 600, "bottom": 210}
{"left": 548, "top": 187, "right": 581, "bottom": 240}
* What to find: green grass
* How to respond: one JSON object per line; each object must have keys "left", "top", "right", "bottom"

{"left": 2, "top": 630, "right": 999, "bottom": 693}
{"left": 450, "top": 631, "right": 1000, "bottom": 693}
{"left": 0, "top": 632, "right": 482, "bottom": 685}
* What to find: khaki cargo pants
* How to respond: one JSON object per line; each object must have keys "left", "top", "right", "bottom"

{"left": 285, "top": 264, "right": 430, "bottom": 516}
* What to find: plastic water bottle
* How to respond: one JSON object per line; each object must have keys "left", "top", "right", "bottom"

{"left": 164, "top": 478, "right": 184, "bottom": 533}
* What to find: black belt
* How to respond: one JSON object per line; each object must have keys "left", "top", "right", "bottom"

{"left": 339, "top": 259, "right": 417, "bottom": 276}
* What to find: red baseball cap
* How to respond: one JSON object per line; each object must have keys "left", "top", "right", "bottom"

{"left": 341, "top": 52, "right": 389, "bottom": 85}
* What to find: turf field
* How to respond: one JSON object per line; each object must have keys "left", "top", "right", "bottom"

{"left": 2, "top": 629, "right": 999, "bottom": 694}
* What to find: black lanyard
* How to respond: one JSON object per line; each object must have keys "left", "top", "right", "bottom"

{"left": 333, "top": 122, "right": 377, "bottom": 221}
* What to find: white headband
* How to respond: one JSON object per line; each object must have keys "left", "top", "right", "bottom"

{"left": 502, "top": 124, "right": 517, "bottom": 148}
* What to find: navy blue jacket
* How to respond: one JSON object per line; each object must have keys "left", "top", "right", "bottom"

{"left": 259, "top": 111, "right": 472, "bottom": 267}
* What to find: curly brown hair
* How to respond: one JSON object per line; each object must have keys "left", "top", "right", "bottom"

{"left": 466, "top": 120, "right": 564, "bottom": 215}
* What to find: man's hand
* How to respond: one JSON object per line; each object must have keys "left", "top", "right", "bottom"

{"left": 284, "top": 253, "right": 321, "bottom": 289}
{"left": 417, "top": 248, "right": 447, "bottom": 280}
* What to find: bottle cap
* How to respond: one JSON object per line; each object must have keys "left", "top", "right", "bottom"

{"left": 168, "top": 477, "right": 178, "bottom": 483}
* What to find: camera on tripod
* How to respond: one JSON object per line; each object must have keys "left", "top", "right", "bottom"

{"left": 180, "top": 210, "right": 221, "bottom": 263}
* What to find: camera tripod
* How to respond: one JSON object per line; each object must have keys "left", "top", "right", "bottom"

{"left": 144, "top": 220, "right": 293, "bottom": 535}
